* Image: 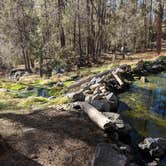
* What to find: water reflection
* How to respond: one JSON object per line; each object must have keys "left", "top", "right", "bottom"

{"left": 118, "top": 72, "right": 166, "bottom": 138}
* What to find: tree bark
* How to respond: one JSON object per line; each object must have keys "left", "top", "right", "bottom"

{"left": 78, "top": 102, "right": 111, "bottom": 130}
{"left": 156, "top": 0, "right": 163, "bottom": 55}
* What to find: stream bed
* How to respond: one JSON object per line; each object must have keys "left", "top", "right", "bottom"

{"left": 118, "top": 72, "right": 166, "bottom": 138}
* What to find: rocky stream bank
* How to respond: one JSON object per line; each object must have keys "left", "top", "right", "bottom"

{"left": 66, "top": 56, "right": 166, "bottom": 166}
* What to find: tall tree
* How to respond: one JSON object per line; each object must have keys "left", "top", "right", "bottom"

{"left": 156, "top": 0, "right": 163, "bottom": 55}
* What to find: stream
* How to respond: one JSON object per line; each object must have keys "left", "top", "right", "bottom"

{"left": 118, "top": 72, "right": 166, "bottom": 138}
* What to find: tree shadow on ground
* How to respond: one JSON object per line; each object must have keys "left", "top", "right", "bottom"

{"left": 0, "top": 109, "right": 105, "bottom": 165}
{"left": 0, "top": 135, "right": 42, "bottom": 166}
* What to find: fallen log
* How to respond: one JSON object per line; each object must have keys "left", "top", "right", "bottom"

{"left": 76, "top": 102, "right": 111, "bottom": 130}
{"left": 112, "top": 68, "right": 124, "bottom": 86}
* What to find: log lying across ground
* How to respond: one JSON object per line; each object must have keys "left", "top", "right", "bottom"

{"left": 79, "top": 102, "right": 111, "bottom": 130}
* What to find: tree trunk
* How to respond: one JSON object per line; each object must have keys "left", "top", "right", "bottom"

{"left": 79, "top": 102, "right": 111, "bottom": 130}
{"left": 58, "top": 0, "right": 66, "bottom": 48}
{"left": 156, "top": 0, "right": 163, "bottom": 55}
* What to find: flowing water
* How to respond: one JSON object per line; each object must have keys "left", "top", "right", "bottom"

{"left": 118, "top": 72, "right": 166, "bottom": 138}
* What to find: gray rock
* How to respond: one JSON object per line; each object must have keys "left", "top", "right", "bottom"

{"left": 90, "top": 77, "right": 97, "bottom": 84}
{"left": 85, "top": 95, "right": 93, "bottom": 103}
{"left": 105, "top": 93, "right": 119, "bottom": 111}
{"left": 103, "top": 112, "right": 125, "bottom": 129}
{"left": 147, "top": 161, "right": 158, "bottom": 166}
{"left": 67, "top": 90, "right": 85, "bottom": 102}
{"left": 71, "top": 74, "right": 80, "bottom": 80}
{"left": 91, "top": 99, "right": 111, "bottom": 112}
{"left": 92, "top": 143, "right": 127, "bottom": 166}
{"left": 95, "top": 77, "right": 103, "bottom": 84}
{"left": 83, "top": 89, "right": 92, "bottom": 94}
{"left": 56, "top": 81, "right": 64, "bottom": 87}
{"left": 91, "top": 94, "right": 103, "bottom": 101}
{"left": 154, "top": 138, "right": 166, "bottom": 150}
{"left": 90, "top": 83, "right": 101, "bottom": 90}
{"left": 138, "top": 137, "right": 165, "bottom": 158}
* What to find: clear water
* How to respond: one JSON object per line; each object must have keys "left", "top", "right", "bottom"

{"left": 118, "top": 72, "right": 166, "bottom": 138}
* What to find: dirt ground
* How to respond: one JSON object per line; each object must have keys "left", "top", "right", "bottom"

{"left": 0, "top": 108, "right": 105, "bottom": 166}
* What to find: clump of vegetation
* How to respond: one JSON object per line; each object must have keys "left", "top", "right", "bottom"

{"left": 48, "top": 96, "right": 70, "bottom": 105}
{"left": 18, "top": 97, "right": 48, "bottom": 108}
{"left": 1, "top": 82, "right": 26, "bottom": 91}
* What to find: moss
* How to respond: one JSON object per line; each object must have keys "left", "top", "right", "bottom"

{"left": 48, "top": 96, "right": 70, "bottom": 105}
{"left": 18, "top": 96, "right": 48, "bottom": 108}
{"left": 49, "top": 86, "right": 66, "bottom": 97}
{"left": 64, "top": 80, "right": 75, "bottom": 87}
{"left": 2, "top": 83, "right": 27, "bottom": 91}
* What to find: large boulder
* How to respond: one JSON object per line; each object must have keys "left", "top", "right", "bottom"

{"left": 105, "top": 93, "right": 119, "bottom": 111}
{"left": 92, "top": 143, "right": 127, "bottom": 166}
{"left": 91, "top": 99, "right": 111, "bottom": 112}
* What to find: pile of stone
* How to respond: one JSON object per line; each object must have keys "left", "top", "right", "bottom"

{"left": 66, "top": 56, "right": 166, "bottom": 166}
{"left": 67, "top": 65, "right": 132, "bottom": 112}
{"left": 67, "top": 57, "right": 166, "bottom": 113}
{"left": 132, "top": 57, "right": 166, "bottom": 76}
{"left": 139, "top": 137, "right": 166, "bottom": 159}
{"left": 9, "top": 69, "right": 29, "bottom": 81}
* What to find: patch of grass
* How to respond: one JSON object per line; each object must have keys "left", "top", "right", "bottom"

{"left": 2, "top": 82, "right": 27, "bottom": 91}
{"left": 0, "top": 102, "right": 8, "bottom": 110}
{"left": 0, "top": 91, "right": 12, "bottom": 100}
{"left": 0, "top": 99, "right": 21, "bottom": 111}
{"left": 18, "top": 96, "right": 48, "bottom": 108}
{"left": 48, "top": 96, "right": 70, "bottom": 105}
{"left": 64, "top": 80, "right": 76, "bottom": 87}
{"left": 49, "top": 87, "right": 66, "bottom": 97}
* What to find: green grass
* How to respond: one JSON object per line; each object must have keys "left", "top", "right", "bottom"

{"left": 18, "top": 96, "right": 48, "bottom": 108}
{"left": 47, "top": 96, "right": 70, "bottom": 105}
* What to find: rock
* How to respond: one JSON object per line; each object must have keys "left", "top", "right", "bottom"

{"left": 90, "top": 83, "right": 101, "bottom": 90}
{"left": 154, "top": 138, "right": 166, "bottom": 150}
{"left": 83, "top": 89, "right": 92, "bottom": 94}
{"left": 138, "top": 137, "right": 165, "bottom": 158}
{"left": 103, "top": 112, "right": 125, "bottom": 129}
{"left": 92, "top": 94, "right": 103, "bottom": 101}
{"left": 95, "top": 77, "right": 103, "bottom": 84}
{"left": 67, "top": 90, "right": 85, "bottom": 102}
{"left": 140, "top": 76, "right": 149, "bottom": 83}
{"left": 85, "top": 95, "right": 93, "bottom": 103}
{"left": 71, "top": 74, "right": 80, "bottom": 81}
{"left": 56, "top": 81, "right": 64, "bottom": 87}
{"left": 48, "top": 96, "right": 56, "bottom": 100}
{"left": 90, "top": 77, "right": 97, "bottom": 84}
{"left": 26, "top": 86, "right": 34, "bottom": 91}
{"left": 136, "top": 60, "right": 144, "bottom": 70}
{"left": 81, "top": 82, "right": 90, "bottom": 90}
{"left": 120, "top": 64, "right": 131, "bottom": 73}
{"left": 91, "top": 99, "right": 111, "bottom": 112}
{"left": 147, "top": 160, "right": 159, "bottom": 166}
{"left": 92, "top": 143, "right": 127, "bottom": 166}
{"left": 105, "top": 93, "right": 119, "bottom": 112}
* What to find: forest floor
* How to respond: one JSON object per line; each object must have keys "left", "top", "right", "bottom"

{"left": 0, "top": 51, "right": 166, "bottom": 166}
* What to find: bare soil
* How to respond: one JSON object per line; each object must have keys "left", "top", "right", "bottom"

{"left": 0, "top": 108, "right": 105, "bottom": 166}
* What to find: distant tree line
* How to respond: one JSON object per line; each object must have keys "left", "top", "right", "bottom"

{"left": 0, "top": 0, "right": 165, "bottom": 74}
